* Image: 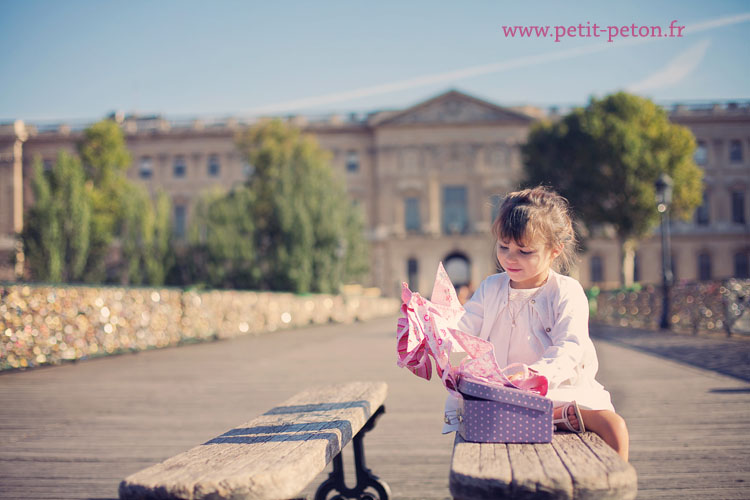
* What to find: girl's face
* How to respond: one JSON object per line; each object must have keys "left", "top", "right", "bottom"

{"left": 496, "top": 237, "right": 561, "bottom": 289}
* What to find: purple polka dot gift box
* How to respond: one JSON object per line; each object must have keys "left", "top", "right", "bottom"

{"left": 457, "top": 377, "right": 553, "bottom": 443}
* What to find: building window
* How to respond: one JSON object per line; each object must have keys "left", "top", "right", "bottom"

{"left": 445, "top": 253, "right": 471, "bottom": 288}
{"left": 173, "top": 156, "right": 186, "bottom": 178}
{"left": 443, "top": 186, "right": 468, "bottom": 234}
{"left": 698, "top": 253, "right": 712, "bottom": 281}
{"left": 139, "top": 156, "right": 153, "bottom": 179}
{"left": 590, "top": 256, "right": 603, "bottom": 283}
{"left": 694, "top": 140, "right": 708, "bottom": 166}
{"left": 732, "top": 191, "right": 746, "bottom": 224}
{"left": 207, "top": 154, "right": 220, "bottom": 177}
{"left": 729, "top": 140, "right": 743, "bottom": 163}
{"left": 174, "top": 205, "right": 186, "bottom": 239}
{"left": 735, "top": 252, "right": 749, "bottom": 278}
{"left": 405, "top": 197, "right": 421, "bottom": 233}
{"left": 42, "top": 159, "right": 54, "bottom": 171}
{"left": 407, "top": 258, "right": 419, "bottom": 290}
{"left": 695, "top": 192, "right": 710, "bottom": 225}
{"left": 490, "top": 194, "right": 503, "bottom": 223}
{"left": 346, "top": 151, "right": 359, "bottom": 173}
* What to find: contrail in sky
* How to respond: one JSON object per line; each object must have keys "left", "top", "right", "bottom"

{"left": 627, "top": 39, "right": 711, "bottom": 93}
{"left": 244, "top": 12, "right": 750, "bottom": 116}
{"left": 246, "top": 44, "right": 608, "bottom": 115}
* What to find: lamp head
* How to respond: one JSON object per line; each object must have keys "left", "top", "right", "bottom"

{"left": 655, "top": 173, "right": 673, "bottom": 211}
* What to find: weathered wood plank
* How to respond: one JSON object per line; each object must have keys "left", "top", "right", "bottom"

{"left": 450, "top": 432, "right": 636, "bottom": 500}
{"left": 119, "top": 381, "right": 387, "bottom": 500}
{"left": 550, "top": 433, "right": 635, "bottom": 500}
{"left": 508, "top": 441, "right": 572, "bottom": 500}
{"left": 450, "top": 434, "right": 511, "bottom": 499}
{"left": 533, "top": 441, "right": 574, "bottom": 499}
{"left": 479, "top": 442, "right": 511, "bottom": 484}
{"left": 578, "top": 432, "right": 637, "bottom": 498}
{"left": 550, "top": 433, "right": 609, "bottom": 500}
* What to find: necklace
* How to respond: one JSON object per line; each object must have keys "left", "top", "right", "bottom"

{"left": 507, "top": 280, "right": 547, "bottom": 328}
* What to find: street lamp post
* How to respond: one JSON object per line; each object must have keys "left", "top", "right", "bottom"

{"left": 655, "top": 173, "right": 674, "bottom": 330}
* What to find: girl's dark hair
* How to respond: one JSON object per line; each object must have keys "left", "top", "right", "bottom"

{"left": 491, "top": 186, "right": 577, "bottom": 272}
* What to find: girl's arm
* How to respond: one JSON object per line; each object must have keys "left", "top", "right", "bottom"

{"left": 527, "top": 281, "right": 590, "bottom": 387}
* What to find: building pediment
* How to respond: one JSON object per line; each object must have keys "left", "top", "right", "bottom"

{"left": 370, "top": 90, "right": 533, "bottom": 127}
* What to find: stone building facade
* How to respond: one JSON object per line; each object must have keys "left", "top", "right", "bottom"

{"left": 1, "top": 90, "right": 748, "bottom": 294}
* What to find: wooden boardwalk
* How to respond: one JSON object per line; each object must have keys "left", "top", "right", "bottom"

{"left": 0, "top": 316, "right": 748, "bottom": 499}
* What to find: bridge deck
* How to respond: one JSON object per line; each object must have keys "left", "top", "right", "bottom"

{"left": 0, "top": 317, "right": 748, "bottom": 499}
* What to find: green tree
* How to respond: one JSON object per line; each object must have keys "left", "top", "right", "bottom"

{"left": 76, "top": 119, "right": 172, "bottom": 285}
{"left": 229, "top": 119, "right": 369, "bottom": 293}
{"left": 188, "top": 186, "right": 257, "bottom": 289}
{"left": 341, "top": 203, "right": 370, "bottom": 285}
{"left": 78, "top": 119, "right": 132, "bottom": 185}
{"left": 77, "top": 119, "right": 132, "bottom": 282}
{"left": 522, "top": 92, "right": 703, "bottom": 285}
{"left": 147, "top": 191, "right": 173, "bottom": 284}
{"left": 22, "top": 152, "right": 91, "bottom": 282}
{"left": 120, "top": 187, "right": 173, "bottom": 285}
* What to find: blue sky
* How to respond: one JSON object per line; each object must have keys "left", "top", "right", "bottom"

{"left": 1, "top": 0, "right": 748, "bottom": 123}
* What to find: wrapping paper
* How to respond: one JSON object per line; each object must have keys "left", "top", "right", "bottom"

{"left": 396, "top": 263, "right": 548, "bottom": 398}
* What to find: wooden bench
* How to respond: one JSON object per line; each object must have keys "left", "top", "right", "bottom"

{"left": 450, "top": 432, "right": 637, "bottom": 500}
{"left": 119, "top": 381, "right": 390, "bottom": 500}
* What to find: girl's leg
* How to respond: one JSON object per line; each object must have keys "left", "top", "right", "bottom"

{"left": 553, "top": 406, "right": 629, "bottom": 461}
{"left": 579, "top": 409, "right": 629, "bottom": 462}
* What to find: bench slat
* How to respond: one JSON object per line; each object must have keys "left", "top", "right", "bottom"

{"left": 531, "top": 440, "right": 574, "bottom": 498}
{"left": 450, "top": 432, "right": 637, "bottom": 500}
{"left": 577, "top": 432, "right": 637, "bottom": 498}
{"left": 550, "top": 433, "right": 611, "bottom": 496}
{"left": 509, "top": 442, "right": 572, "bottom": 499}
{"left": 119, "top": 381, "right": 387, "bottom": 500}
{"left": 480, "top": 443, "right": 512, "bottom": 486}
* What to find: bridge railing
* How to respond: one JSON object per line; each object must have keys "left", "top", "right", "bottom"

{"left": 0, "top": 283, "right": 398, "bottom": 371}
{"left": 592, "top": 278, "right": 750, "bottom": 336}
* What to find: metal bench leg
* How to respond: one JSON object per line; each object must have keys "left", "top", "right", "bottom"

{"left": 314, "top": 405, "right": 391, "bottom": 500}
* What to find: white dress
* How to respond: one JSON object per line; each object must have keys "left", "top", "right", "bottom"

{"left": 442, "top": 271, "right": 613, "bottom": 433}
{"left": 491, "top": 285, "right": 614, "bottom": 410}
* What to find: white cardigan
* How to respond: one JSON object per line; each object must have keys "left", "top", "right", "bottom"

{"left": 443, "top": 270, "right": 613, "bottom": 433}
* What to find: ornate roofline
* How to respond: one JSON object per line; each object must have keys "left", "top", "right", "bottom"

{"left": 368, "top": 89, "right": 535, "bottom": 127}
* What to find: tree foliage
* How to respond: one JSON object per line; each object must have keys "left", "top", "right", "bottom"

{"left": 120, "top": 187, "right": 173, "bottom": 286}
{"left": 78, "top": 120, "right": 132, "bottom": 185}
{"left": 187, "top": 186, "right": 257, "bottom": 289}
{"left": 77, "top": 120, "right": 133, "bottom": 282}
{"left": 23, "top": 152, "right": 91, "bottom": 282}
{"left": 187, "top": 119, "right": 369, "bottom": 293}
{"left": 341, "top": 207, "right": 370, "bottom": 285}
{"left": 76, "top": 119, "right": 172, "bottom": 285}
{"left": 22, "top": 118, "right": 172, "bottom": 285}
{"left": 522, "top": 92, "right": 703, "bottom": 284}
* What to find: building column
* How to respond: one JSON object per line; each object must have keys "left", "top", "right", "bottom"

{"left": 9, "top": 121, "right": 28, "bottom": 280}
{"left": 427, "top": 175, "right": 440, "bottom": 235}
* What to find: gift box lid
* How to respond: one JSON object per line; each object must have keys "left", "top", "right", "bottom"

{"left": 458, "top": 377, "right": 552, "bottom": 413}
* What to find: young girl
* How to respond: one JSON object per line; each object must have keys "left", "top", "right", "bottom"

{"left": 444, "top": 186, "right": 629, "bottom": 461}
